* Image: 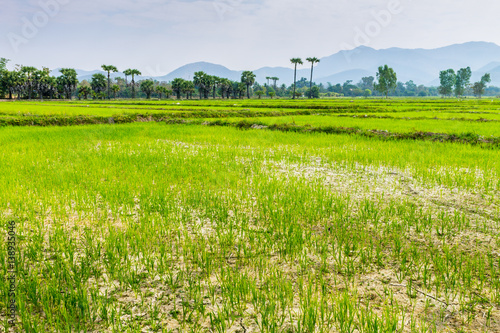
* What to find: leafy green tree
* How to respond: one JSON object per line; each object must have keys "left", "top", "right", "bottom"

{"left": 404, "top": 80, "right": 417, "bottom": 96}
{"left": 6, "top": 70, "right": 23, "bottom": 99}
{"left": 0, "top": 58, "right": 7, "bottom": 72}
{"left": 219, "top": 78, "right": 232, "bottom": 99}
{"left": 165, "top": 89, "right": 172, "bottom": 99}
{"left": 45, "top": 73, "right": 58, "bottom": 100}
{"left": 194, "top": 71, "right": 210, "bottom": 99}
{"left": 342, "top": 80, "right": 356, "bottom": 97}
{"left": 363, "top": 89, "right": 372, "bottom": 98}
{"left": 266, "top": 86, "right": 275, "bottom": 97}
{"left": 217, "top": 78, "right": 228, "bottom": 99}
{"left": 20, "top": 66, "right": 38, "bottom": 99}
{"left": 171, "top": 78, "right": 185, "bottom": 99}
{"left": 238, "top": 82, "right": 246, "bottom": 99}
{"left": 438, "top": 69, "right": 456, "bottom": 97}
{"left": 0, "top": 58, "right": 9, "bottom": 98}
{"left": 252, "top": 81, "right": 264, "bottom": 94}
{"left": 140, "top": 80, "right": 155, "bottom": 99}
{"left": 306, "top": 57, "right": 320, "bottom": 99}
{"left": 309, "top": 86, "right": 320, "bottom": 98}
{"left": 111, "top": 84, "right": 120, "bottom": 99}
{"left": 33, "top": 67, "right": 54, "bottom": 101}
{"left": 358, "top": 76, "right": 374, "bottom": 91}
{"left": 182, "top": 80, "right": 195, "bottom": 99}
{"left": 255, "top": 90, "right": 264, "bottom": 99}
{"left": 374, "top": 65, "right": 397, "bottom": 98}
{"left": 230, "top": 81, "right": 244, "bottom": 99}
{"left": 91, "top": 73, "right": 107, "bottom": 98}
{"left": 57, "top": 68, "right": 79, "bottom": 99}
{"left": 454, "top": 67, "right": 471, "bottom": 97}
{"left": 290, "top": 58, "right": 303, "bottom": 99}
{"left": 1, "top": 70, "right": 13, "bottom": 99}
{"left": 155, "top": 86, "right": 165, "bottom": 99}
{"left": 241, "top": 71, "right": 256, "bottom": 99}
{"left": 78, "top": 86, "right": 92, "bottom": 99}
{"left": 101, "top": 65, "right": 118, "bottom": 100}
{"left": 269, "top": 91, "right": 275, "bottom": 99}
{"left": 394, "top": 81, "right": 406, "bottom": 96}
{"left": 472, "top": 73, "right": 491, "bottom": 98}
{"left": 93, "top": 91, "right": 106, "bottom": 100}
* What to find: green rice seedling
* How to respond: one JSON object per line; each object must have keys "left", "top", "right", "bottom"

{"left": 0, "top": 113, "right": 499, "bottom": 331}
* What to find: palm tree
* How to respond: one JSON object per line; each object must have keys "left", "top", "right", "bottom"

{"left": 124, "top": 69, "right": 141, "bottom": 98}
{"left": 140, "top": 80, "right": 155, "bottom": 99}
{"left": 111, "top": 84, "right": 120, "bottom": 99}
{"left": 20, "top": 66, "right": 37, "bottom": 99}
{"left": 156, "top": 86, "right": 165, "bottom": 99}
{"left": 241, "top": 71, "right": 256, "bottom": 99}
{"left": 306, "top": 57, "right": 320, "bottom": 99}
{"left": 211, "top": 75, "right": 220, "bottom": 99}
{"left": 78, "top": 86, "right": 92, "bottom": 100}
{"left": 271, "top": 77, "right": 279, "bottom": 89}
{"left": 290, "top": 58, "right": 303, "bottom": 99}
{"left": 57, "top": 68, "right": 79, "bottom": 100}
{"left": 123, "top": 69, "right": 131, "bottom": 85}
{"left": 171, "top": 78, "right": 185, "bottom": 99}
{"left": 266, "top": 76, "right": 271, "bottom": 86}
{"left": 101, "top": 65, "right": 118, "bottom": 100}
{"left": 182, "top": 80, "right": 195, "bottom": 99}
{"left": 193, "top": 71, "right": 208, "bottom": 99}
{"left": 219, "top": 79, "right": 230, "bottom": 99}
{"left": 91, "top": 73, "right": 107, "bottom": 99}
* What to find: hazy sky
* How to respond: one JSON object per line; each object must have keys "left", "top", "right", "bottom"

{"left": 1, "top": 0, "right": 499, "bottom": 75}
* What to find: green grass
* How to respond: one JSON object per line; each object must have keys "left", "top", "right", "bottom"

{"left": 3, "top": 98, "right": 500, "bottom": 117}
{"left": 0, "top": 98, "right": 499, "bottom": 332}
{"left": 1, "top": 121, "right": 499, "bottom": 332}
{"left": 212, "top": 115, "right": 500, "bottom": 136}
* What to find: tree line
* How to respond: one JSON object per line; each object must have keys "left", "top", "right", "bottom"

{"left": 0, "top": 57, "right": 496, "bottom": 100}
{"left": 438, "top": 67, "right": 491, "bottom": 98}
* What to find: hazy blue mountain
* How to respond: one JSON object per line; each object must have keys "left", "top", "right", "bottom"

{"left": 313, "top": 42, "right": 500, "bottom": 86}
{"left": 53, "top": 42, "right": 500, "bottom": 87}
{"left": 315, "top": 69, "right": 374, "bottom": 86}
{"left": 156, "top": 42, "right": 500, "bottom": 86}
{"left": 477, "top": 62, "right": 500, "bottom": 73}
{"left": 253, "top": 67, "right": 298, "bottom": 87}
{"left": 156, "top": 62, "right": 242, "bottom": 82}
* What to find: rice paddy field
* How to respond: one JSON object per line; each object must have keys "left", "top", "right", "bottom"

{"left": 1, "top": 98, "right": 499, "bottom": 332}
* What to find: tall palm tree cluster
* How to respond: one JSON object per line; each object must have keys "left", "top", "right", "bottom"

{"left": 0, "top": 59, "right": 77, "bottom": 100}
{"left": 0, "top": 57, "right": 321, "bottom": 100}
{"left": 291, "top": 57, "right": 320, "bottom": 99}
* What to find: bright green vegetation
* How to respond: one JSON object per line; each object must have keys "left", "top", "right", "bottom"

{"left": 2, "top": 98, "right": 500, "bottom": 117}
{"left": 347, "top": 112, "right": 500, "bottom": 121}
{"left": 214, "top": 115, "right": 500, "bottom": 137}
{"left": 1, "top": 99, "right": 500, "bottom": 332}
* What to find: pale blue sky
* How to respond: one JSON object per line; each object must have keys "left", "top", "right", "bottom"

{"left": 1, "top": 0, "right": 499, "bottom": 75}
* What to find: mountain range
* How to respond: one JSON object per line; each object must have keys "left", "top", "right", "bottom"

{"left": 53, "top": 42, "right": 500, "bottom": 87}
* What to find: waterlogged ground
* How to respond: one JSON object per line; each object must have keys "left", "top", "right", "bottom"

{"left": 0, "top": 122, "right": 499, "bottom": 332}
